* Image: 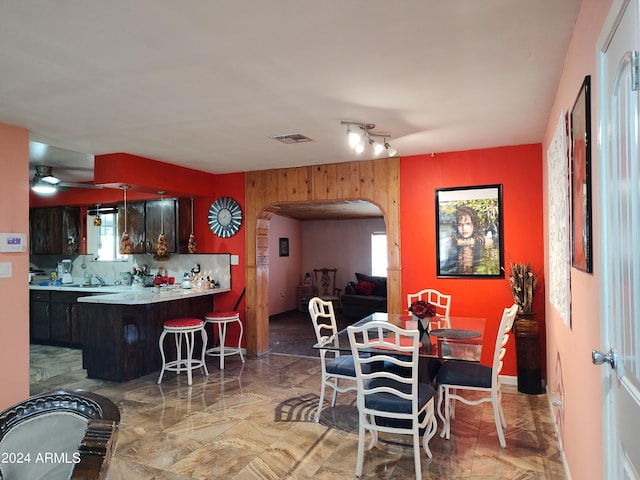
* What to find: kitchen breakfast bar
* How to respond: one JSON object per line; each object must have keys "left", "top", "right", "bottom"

{"left": 75, "top": 286, "right": 230, "bottom": 382}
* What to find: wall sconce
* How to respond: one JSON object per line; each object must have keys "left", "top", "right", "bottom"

{"left": 340, "top": 121, "right": 397, "bottom": 157}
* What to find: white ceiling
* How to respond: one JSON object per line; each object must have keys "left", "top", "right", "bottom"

{"left": 0, "top": 1, "right": 580, "bottom": 184}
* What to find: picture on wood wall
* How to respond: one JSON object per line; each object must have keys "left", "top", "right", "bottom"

{"left": 570, "top": 75, "right": 593, "bottom": 273}
{"left": 436, "top": 184, "right": 504, "bottom": 278}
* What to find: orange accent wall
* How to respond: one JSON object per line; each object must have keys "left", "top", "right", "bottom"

{"left": 0, "top": 123, "right": 30, "bottom": 409}
{"left": 400, "top": 144, "right": 545, "bottom": 376}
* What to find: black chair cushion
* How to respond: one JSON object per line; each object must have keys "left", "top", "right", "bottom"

{"left": 436, "top": 360, "right": 492, "bottom": 388}
{"left": 326, "top": 355, "right": 356, "bottom": 377}
{"left": 364, "top": 379, "right": 435, "bottom": 413}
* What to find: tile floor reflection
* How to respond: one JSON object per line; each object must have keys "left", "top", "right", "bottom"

{"left": 30, "top": 344, "right": 567, "bottom": 479}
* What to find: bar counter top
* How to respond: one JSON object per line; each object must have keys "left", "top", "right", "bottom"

{"left": 30, "top": 284, "right": 230, "bottom": 305}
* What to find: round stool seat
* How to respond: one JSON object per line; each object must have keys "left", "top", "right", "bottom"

{"left": 204, "top": 311, "right": 245, "bottom": 370}
{"left": 158, "top": 318, "right": 209, "bottom": 385}
{"left": 205, "top": 311, "right": 239, "bottom": 320}
{"left": 165, "top": 318, "right": 204, "bottom": 329}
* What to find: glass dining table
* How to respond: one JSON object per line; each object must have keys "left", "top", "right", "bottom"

{"left": 314, "top": 312, "right": 487, "bottom": 362}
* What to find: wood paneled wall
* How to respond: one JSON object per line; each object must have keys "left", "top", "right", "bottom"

{"left": 245, "top": 158, "right": 401, "bottom": 355}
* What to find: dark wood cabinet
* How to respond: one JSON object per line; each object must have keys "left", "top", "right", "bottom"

{"left": 80, "top": 294, "right": 214, "bottom": 382}
{"left": 29, "top": 291, "right": 51, "bottom": 342}
{"left": 177, "top": 197, "right": 195, "bottom": 253}
{"left": 50, "top": 291, "right": 84, "bottom": 345}
{"left": 30, "top": 290, "right": 85, "bottom": 347}
{"left": 29, "top": 206, "right": 80, "bottom": 255}
{"left": 117, "top": 199, "right": 178, "bottom": 254}
{"left": 118, "top": 201, "right": 146, "bottom": 254}
{"left": 145, "top": 198, "right": 177, "bottom": 253}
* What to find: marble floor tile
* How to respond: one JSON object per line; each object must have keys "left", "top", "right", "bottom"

{"left": 29, "top": 340, "right": 568, "bottom": 479}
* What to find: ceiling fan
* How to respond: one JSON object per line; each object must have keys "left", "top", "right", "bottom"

{"left": 30, "top": 165, "right": 103, "bottom": 194}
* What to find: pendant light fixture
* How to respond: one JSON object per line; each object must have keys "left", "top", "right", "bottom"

{"left": 188, "top": 196, "right": 197, "bottom": 253}
{"left": 156, "top": 191, "right": 168, "bottom": 258}
{"left": 119, "top": 185, "right": 132, "bottom": 255}
{"left": 93, "top": 203, "right": 102, "bottom": 227}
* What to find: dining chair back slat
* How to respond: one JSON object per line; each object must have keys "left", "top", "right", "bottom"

{"left": 435, "top": 303, "right": 518, "bottom": 448}
{"left": 347, "top": 321, "right": 437, "bottom": 478}
{"left": 407, "top": 288, "right": 452, "bottom": 318}
{"left": 308, "top": 297, "right": 357, "bottom": 423}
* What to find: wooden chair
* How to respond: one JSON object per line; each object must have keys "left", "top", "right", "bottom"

{"left": 313, "top": 268, "right": 342, "bottom": 311}
{"left": 0, "top": 389, "right": 120, "bottom": 479}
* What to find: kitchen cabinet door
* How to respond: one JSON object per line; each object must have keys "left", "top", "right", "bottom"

{"left": 29, "top": 207, "right": 80, "bottom": 255}
{"left": 145, "top": 199, "right": 177, "bottom": 254}
{"left": 177, "top": 197, "right": 194, "bottom": 253}
{"left": 50, "top": 291, "right": 85, "bottom": 346}
{"left": 50, "top": 301, "right": 72, "bottom": 343}
{"left": 29, "top": 291, "right": 50, "bottom": 342}
{"left": 118, "top": 202, "right": 146, "bottom": 254}
{"left": 62, "top": 206, "right": 80, "bottom": 255}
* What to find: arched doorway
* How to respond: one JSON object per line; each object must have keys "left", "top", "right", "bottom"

{"left": 244, "top": 158, "right": 401, "bottom": 356}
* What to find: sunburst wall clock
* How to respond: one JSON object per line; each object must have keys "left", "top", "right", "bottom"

{"left": 208, "top": 196, "right": 242, "bottom": 238}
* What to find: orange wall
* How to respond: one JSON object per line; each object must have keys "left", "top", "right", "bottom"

{"left": 0, "top": 123, "right": 30, "bottom": 410}
{"left": 541, "top": 0, "right": 612, "bottom": 478}
{"left": 400, "top": 145, "right": 545, "bottom": 376}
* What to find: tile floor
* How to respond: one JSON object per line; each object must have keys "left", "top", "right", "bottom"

{"left": 28, "top": 314, "right": 568, "bottom": 479}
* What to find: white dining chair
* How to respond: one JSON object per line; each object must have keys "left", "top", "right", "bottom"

{"left": 435, "top": 303, "right": 518, "bottom": 448}
{"left": 308, "top": 296, "right": 357, "bottom": 423}
{"left": 407, "top": 288, "right": 452, "bottom": 318}
{"left": 347, "top": 320, "right": 437, "bottom": 478}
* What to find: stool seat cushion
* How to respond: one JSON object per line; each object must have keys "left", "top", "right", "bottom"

{"left": 165, "top": 318, "right": 204, "bottom": 328}
{"left": 205, "top": 311, "right": 239, "bottom": 320}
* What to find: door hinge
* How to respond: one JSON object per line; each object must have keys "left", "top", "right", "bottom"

{"left": 632, "top": 50, "right": 639, "bottom": 91}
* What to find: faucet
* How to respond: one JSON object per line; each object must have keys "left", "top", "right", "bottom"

{"left": 95, "top": 274, "right": 106, "bottom": 286}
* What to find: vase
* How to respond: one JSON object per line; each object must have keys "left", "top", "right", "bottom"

{"left": 514, "top": 312, "right": 543, "bottom": 394}
{"left": 413, "top": 315, "right": 431, "bottom": 344}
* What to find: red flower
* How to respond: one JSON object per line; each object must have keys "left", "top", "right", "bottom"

{"left": 409, "top": 300, "right": 436, "bottom": 319}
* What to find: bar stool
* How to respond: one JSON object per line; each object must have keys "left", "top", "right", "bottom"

{"left": 204, "top": 311, "right": 245, "bottom": 369}
{"left": 158, "top": 318, "right": 209, "bottom": 385}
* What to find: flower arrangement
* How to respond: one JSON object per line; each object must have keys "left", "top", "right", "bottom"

{"left": 132, "top": 266, "right": 149, "bottom": 285}
{"left": 506, "top": 260, "right": 539, "bottom": 314}
{"left": 409, "top": 300, "right": 437, "bottom": 319}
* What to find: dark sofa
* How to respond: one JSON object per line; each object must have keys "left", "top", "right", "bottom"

{"left": 340, "top": 273, "right": 388, "bottom": 320}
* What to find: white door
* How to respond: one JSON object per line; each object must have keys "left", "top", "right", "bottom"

{"left": 598, "top": 0, "right": 640, "bottom": 478}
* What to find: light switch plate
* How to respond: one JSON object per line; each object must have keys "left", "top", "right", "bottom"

{"left": 0, "top": 262, "right": 12, "bottom": 278}
{"left": 231, "top": 255, "right": 239, "bottom": 265}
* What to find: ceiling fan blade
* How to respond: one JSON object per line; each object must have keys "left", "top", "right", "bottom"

{"left": 57, "top": 181, "right": 103, "bottom": 189}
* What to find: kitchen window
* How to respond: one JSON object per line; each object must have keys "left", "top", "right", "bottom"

{"left": 86, "top": 210, "right": 128, "bottom": 261}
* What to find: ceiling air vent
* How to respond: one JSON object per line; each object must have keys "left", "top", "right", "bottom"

{"left": 269, "top": 133, "right": 313, "bottom": 144}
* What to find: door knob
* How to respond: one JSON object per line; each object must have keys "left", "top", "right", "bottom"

{"left": 592, "top": 349, "right": 616, "bottom": 369}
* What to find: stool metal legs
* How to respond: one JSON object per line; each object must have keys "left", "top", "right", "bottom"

{"left": 158, "top": 326, "right": 208, "bottom": 385}
{"left": 205, "top": 317, "right": 245, "bottom": 370}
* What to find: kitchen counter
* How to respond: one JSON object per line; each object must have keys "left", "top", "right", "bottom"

{"left": 78, "top": 285, "right": 231, "bottom": 382}
{"left": 78, "top": 286, "right": 230, "bottom": 305}
{"left": 30, "top": 284, "right": 135, "bottom": 294}
{"left": 30, "top": 284, "right": 230, "bottom": 305}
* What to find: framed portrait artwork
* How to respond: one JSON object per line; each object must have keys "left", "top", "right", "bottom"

{"left": 279, "top": 237, "right": 289, "bottom": 257}
{"left": 436, "top": 184, "right": 504, "bottom": 278}
{"left": 570, "top": 75, "right": 593, "bottom": 273}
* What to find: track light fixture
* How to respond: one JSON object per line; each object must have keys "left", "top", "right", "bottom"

{"left": 340, "top": 121, "right": 397, "bottom": 157}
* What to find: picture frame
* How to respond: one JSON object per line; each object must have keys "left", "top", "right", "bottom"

{"left": 279, "top": 237, "right": 289, "bottom": 257}
{"left": 436, "top": 184, "right": 504, "bottom": 278}
{"left": 570, "top": 75, "right": 593, "bottom": 273}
